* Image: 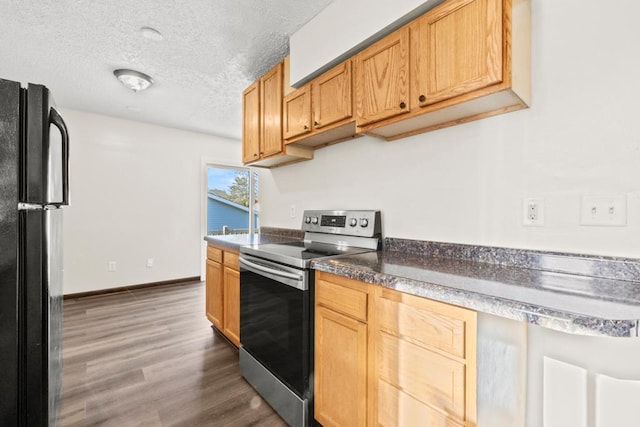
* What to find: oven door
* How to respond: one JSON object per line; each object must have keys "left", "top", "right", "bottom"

{"left": 239, "top": 254, "right": 311, "bottom": 398}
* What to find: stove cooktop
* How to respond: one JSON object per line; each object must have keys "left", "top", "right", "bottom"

{"left": 241, "top": 210, "right": 381, "bottom": 269}
{"left": 240, "top": 240, "right": 375, "bottom": 269}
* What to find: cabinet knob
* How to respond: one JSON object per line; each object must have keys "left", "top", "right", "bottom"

{"left": 314, "top": 121, "right": 319, "bottom": 126}
{"left": 253, "top": 153, "right": 258, "bottom": 157}
{"left": 399, "top": 101, "right": 406, "bottom": 109}
{"left": 304, "top": 125, "right": 309, "bottom": 130}
{"left": 259, "top": 152, "right": 264, "bottom": 155}
{"left": 419, "top": 95, "right": 426, "bottom": 103}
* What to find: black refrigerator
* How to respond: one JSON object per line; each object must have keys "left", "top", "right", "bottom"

{"left": 0, "top": 78, "right": 69, "bottom": 426}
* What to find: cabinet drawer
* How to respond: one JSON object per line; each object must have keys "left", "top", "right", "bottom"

{"left": 378, "top": 332, "right": 466, "bottom": 420}
{"left": 378, "top": 288, "right": 471, "bottom": 358}
{"left": 316, "top": 274, "right": 368, "bottom": 322}
{"left": 224, "top": 251, "right": 239, "bottom": 270}
{"left": 207, "top": 245, "right": 223, "bottom": 263}
{"left": 377, "top": 380, "right": 463, "bottom": 427}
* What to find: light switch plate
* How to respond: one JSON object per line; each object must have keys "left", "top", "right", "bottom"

{"left": 580, "top": 195, "right": 626, "bottom": 226}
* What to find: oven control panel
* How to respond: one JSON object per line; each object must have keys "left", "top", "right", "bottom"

{"left": 301, "top": 210, "right": 381, "bottom": 237}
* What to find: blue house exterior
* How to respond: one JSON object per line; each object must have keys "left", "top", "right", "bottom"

{"left": 207, "top": 193, "right": 258, "bottom": 234}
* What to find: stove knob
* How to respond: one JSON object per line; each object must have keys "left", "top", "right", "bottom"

{"left": 304, "top": 216, "right": 311, "bottom": 224}
{"left": 349, "top": 218, "right": 358, "bottom": 227}
{"left": 360, "top": 218, "right": 369, "bottom": 228}
{"left": 311, "top": 217, "right": 319, "bottom": 225}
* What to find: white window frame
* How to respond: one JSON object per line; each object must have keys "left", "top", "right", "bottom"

{"left": 200, "top": 159, "right": 259, "bottom": 279}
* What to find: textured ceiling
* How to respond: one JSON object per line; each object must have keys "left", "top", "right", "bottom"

{"left": 0, "top": 0, "right": 333, "bottom": 139}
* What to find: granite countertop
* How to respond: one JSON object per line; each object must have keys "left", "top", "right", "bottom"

{"left": 312, "top": 239, "right": 640, "bottom": 338}
{"left": 203, "top": 226, "right": 304, "bottom": 251}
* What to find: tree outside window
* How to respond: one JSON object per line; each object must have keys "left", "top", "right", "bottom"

{"left": 207, "top": 167, "right": 258, "bottom": 235}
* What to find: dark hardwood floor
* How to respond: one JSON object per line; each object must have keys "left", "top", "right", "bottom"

{"left": 58, "top": 281, "right": 287, "bottom": 427}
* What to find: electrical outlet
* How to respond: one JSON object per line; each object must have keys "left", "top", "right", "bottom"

{"left": 580, "top": 195, "right": 626, "bottom": 226}
{"left": 108, "top": 261, "right": 117, "bottom": 272}
{"left": 523, "top": 198, "right": 544, "bottom": 226}
{"left": 147, "top": 258, "right": 154, "bottom": 268}
{"left": 290, "top": 205, "right": 296, "bottom": 218}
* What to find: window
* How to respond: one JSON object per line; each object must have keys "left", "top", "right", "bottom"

{"left": 206, "top": 165, "right": 258, "bottom": 235}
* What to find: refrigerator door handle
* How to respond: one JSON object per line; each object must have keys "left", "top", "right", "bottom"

{"left": 49, "top": 108, "right": 69, "bottom": 206}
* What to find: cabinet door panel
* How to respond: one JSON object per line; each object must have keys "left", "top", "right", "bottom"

{"left": 355, "top": 28, "right": 410, "bottom": 126}
{"left": 206, "top": 259, "right": 223, "bottom": 329}
{"left": 412, "top": 0, "right": 503, "bottom": 108}
{"left": 223, "top": 267, "right": 240, "bottom": 347}
{"left": 315, "top": 306, "right": 367, "bottom": 427}
{"left": 260, "top": 62, "right": 284, "bottom": 157}
{"left": 242, "top": 81, "right": 261, "bottom": 163}
{"left": 312, "top": 60, "right": 353, "bottom": 129}
{"left": 283, "top": 85, "right": 311, "bottom": 139}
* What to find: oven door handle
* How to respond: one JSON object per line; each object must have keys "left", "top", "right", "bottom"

{"left": 239, "top": 257, "right": 307, "bottom": 290}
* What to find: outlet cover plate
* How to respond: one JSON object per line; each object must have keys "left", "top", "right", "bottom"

{"left": 523, "top": 198, "right": 544, "bottom": 226}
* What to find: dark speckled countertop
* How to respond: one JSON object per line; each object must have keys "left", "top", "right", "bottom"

{"left": 312, "top": 238, "right": 640, "bottom": 338}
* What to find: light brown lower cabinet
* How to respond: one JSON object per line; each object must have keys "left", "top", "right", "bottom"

{"left": 222, "top": 266, "right": 240, "bottom": 346}
{"left": 315, "top": 305, "right": 368, "bottom": 427}
{"left": 314, "top": 271, "right": 477, "bottom": 427}
{"left": 205, "top": 259, "right": 223, "bottom": 329}
{"left": 205, "top": 243, "right": 240, "bottom": 347}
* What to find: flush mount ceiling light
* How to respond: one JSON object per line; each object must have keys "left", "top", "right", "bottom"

{"left": 140, "top": 26, "right": 163, "bottom": 41}
{"left": 113, "top": 69, "right": 154, "bottom": 92}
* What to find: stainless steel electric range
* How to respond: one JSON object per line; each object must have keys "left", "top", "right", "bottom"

{"left": 238, "top": 210, "right": 381, "bottom": 427}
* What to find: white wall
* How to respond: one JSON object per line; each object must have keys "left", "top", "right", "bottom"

{"left": 61, "top": 109, "right": 241, "bottom": 294}
{"left": 289, "top": 0, "right": 443, "bottom": 85}
{"left": 259, "top": 0, "right": 640, "bottom": 258}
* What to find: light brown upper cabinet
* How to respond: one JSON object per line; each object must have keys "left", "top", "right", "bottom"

{"left": 242, "top": 81, "right": 261, "bottom": 163}
{"left": 411, "top": 0, "right": 503, "bottom": 108}
{"left": 354, "top": 30, "right": 410, "bottom": 127}
{"left": 243, "top": 0, "right": 530, "bottom": 165}
{"left": 242, "top": 63, "right": 283, "bottom": 163}
{"left": 260, "top": 63, "right": 285, "bottom": 158}
{"left": 283, "top": 84, "right": 312, "bottom": 140}
{"left": 284, "top": 60, "right": 359, "bottom": 149}
{"left": 357, "top": 0, "right": 531, "bottom": 140}
{"left": 243, "top": 60, "right": 313, "bottom": 168}
{"left": 312, "top": 60, "right": 353, "bottom": 130}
